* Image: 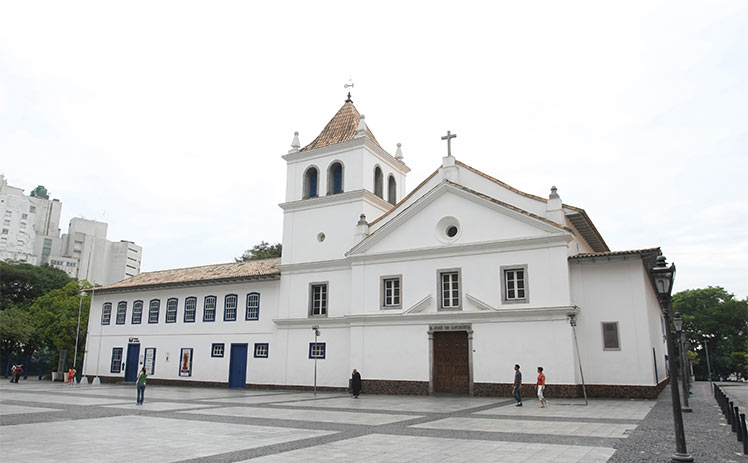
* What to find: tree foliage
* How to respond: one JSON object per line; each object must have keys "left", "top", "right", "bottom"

{"left": 0, "top": 261, "right": 73, "bottom": 311}
{"left": 236, "top": 241, "right": 282, "bottom": 261}
{"left": 673, "top": 286, "right": 748, "bottom": 380}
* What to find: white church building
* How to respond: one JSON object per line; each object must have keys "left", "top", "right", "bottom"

{"left": 83, "top": 97, "right": 669, "bottom": 398}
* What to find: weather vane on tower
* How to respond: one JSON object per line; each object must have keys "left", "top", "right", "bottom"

{"left": 344, "top": 77, "right": 354, "bottom": 102}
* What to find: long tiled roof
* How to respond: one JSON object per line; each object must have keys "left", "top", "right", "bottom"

{"left": 96, "top": 258, "right": 281, "bottom": 293}
{"left": 568, "top": 248, "right": 660, "bottom": 260}
{"left": 300, "top": 100, "right": 382, "bottom": 152}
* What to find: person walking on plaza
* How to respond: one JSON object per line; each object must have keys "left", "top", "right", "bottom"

{"left": 536, "top": 366, "right": 547, "bottom": 408}
{"left": 9, "top": 364, "right": 16, "bottom": 383}
{"left": 136, "top": 367, "right": 147, "bottom": 405}
{"left": 14, "top": 364, "right": 23, "bottom": 383}
{"left": 68, "top": 367, "right": 75, "bottom": 385}
{"left": 513, "top": 364, "right": 523, "bottom": 406}
{"left": 351, "top": 369, "right": 362, "bottom": 399}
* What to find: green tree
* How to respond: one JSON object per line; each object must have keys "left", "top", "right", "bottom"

{"left": 673, "top": 286, "right": 748, "bottom": 380}
{"left": 0, "top": 305, "right": 34, "bottom": 357}
{"left": 235, "top": 241, "right": 282, "bottom": 261}
{"left": 0, "top": 261, "right": 73, "bottom": 311}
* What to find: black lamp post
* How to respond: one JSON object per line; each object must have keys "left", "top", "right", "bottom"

{"left": 673, "top": 312, "right": 692, "bottom": 412}
{"left": 650, "top": 255, "right": 693, "bottom": 462}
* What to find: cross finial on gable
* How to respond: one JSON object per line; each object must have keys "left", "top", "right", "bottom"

{"left": 441, "top": 131, "right": 457, "bottom": 157}
{"left": 344, "top": 78, "right": 354, "bottom": 102}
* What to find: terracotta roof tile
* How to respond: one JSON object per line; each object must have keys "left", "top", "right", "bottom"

{"left": 96, "top": 258, "right": 281, "bottom": 293}
{"left": 568, "top": 248, "right": 660, "bottom": 260}
{"left": 300, "top": 100, "right": 382, "bottom": 152}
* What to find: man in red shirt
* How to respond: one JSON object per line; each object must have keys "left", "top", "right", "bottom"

{"left": 537, "top": 366, "right": 547, "bottom": 408}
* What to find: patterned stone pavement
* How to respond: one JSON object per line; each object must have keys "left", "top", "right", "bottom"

{"left": 0, "top": 380, "right": 740, "bottom": 462}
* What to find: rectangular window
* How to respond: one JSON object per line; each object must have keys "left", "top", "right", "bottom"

{"left": 29, "top": 206, "right": 36, "bottom": 213}
{"left": 132, "top": 301, "right": 143, "bottom": 324}
{"left": 310, "top": 283, "right": 328, "bottom": 317}
{"left": 602, "top": 322, "right": 621, "bottom": 350}
{"left": 184, "top": 297, "right": 196, "bottom": 322}
{"left": 501, "top": 265, "right": 529, "bottom": 304}
{"left": 211, "top": 343, "right": 225, "bottom": 357}
{"left": 144, "top": 347, "right": 156, "bottom": 375}
{"left": 116, "top": 301, "right": 127, "bottom": 324}
{"left": 148, "top": 299, "right": 160, "bottom": 324}
{"left": 224, "top": 294, "right": 237, "bottom": 321}
{"left": 381, "top": 275, "right": 402, "bottom": 309}
{"left": 179, "top": 348, "right": 193, "bottom": 377}
{"left": 203, "top": 296, "right": 216, "bottom": 322}
{"left": 309, "top": 342, "right": 326, "bottom": 359}
{"left": 101, "top": 303, "right": 112, "bottom": 325}
{"left": 254, "top": 343, "right": 269, "bottom": 358}
{"left": 110, "top": 347, "right": 123, "bottom": 373}
{"left": 21, "top": 213, "right": 28, "bottom": 219}
{"left": 246, "top": 293, "right": 260, "bottom": 320}
{"left": 166, "top": 298, "right": 178, "bottom": 323}
{"left": 438, "top": 269, "right": 461, "bottom": 310}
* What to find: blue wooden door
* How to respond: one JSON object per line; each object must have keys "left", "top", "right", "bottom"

{"left": 228, "top": 344, "right": 248, "bottom": 388}
{"left": 124, "top": 343, "right": 141, "bottom": 382}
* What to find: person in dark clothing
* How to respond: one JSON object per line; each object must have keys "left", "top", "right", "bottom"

{"left": 351, "top": 369, "right": 361, "bottom": 398}
{"left": 14, "top": 364, "right": 23, "bottom": 383}
{"left": 513, "top": 364, "right": 522, "bottom": 406}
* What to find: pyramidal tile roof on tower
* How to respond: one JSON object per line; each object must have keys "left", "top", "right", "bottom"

{"left": 300, "top": 100, "right": 382, "bottom": 152}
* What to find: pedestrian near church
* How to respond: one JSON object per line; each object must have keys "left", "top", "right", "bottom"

{"left": 513, "top": 364, "right": 522, "bottom": 406}
{"left": 536, "top": 366, "right": 547, "bottom": 408}
{"left": 14, "top": 364, "right": 23, "bottom": 383}
{"left": 351, "top": 369, "right": 361, "bottom": 398}
{"left": 9, "top": 364, "right": 16, "bottom": 383}
{"left": 68, "top": 367, "right": 75, "bottom": 385}
{"left": 136, "top": 367, "right": 147, "bottom": 405}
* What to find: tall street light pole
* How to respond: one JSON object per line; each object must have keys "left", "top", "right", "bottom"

{"left": 650, "top": 255, "right": 693, "bottom": 462}
{"left": 673, "top": 312, "right": 691, "bottom": 412}
{"left": 73, "top": 288, "right": 87, "bottom": 383}
{"left": 312, "top": 325, "right": 320, "bottom": 397}
{"left": 703, "top": 336, "right": 713, "bottom": 393}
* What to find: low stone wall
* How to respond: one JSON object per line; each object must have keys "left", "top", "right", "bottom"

{"left": 359, "top": 379, "right": 430, "bottom": 395}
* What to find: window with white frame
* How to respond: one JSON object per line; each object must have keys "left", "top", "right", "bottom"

{"left": 184, "top": 297, "right": 196, "bottom": 322}
{"left": 310, "top": 283, "right": 328, "bottom": 317}
{"left": 211, "top": 343, "right": 224, "bottom": 357}
{"left": 254, "top": 343, "right": 269, "bottom": 358}
{"left": 309, "top": 342, "right": 326, "bottom": 359}
{"left": 438, "top": 269, "right": 461, "bottom": 310}
{"left": 132, "top": 300, "right": 143, "bottom": 324}
{"left": 166, "top": 298, "right": 178, "bottom": 323}
{"left": 602, "top": 322, "right": 621, "bottom": 350}
{"left": 501, "top": 265, "right": 528, "bottom": 304}
{"left": 224, "top": 294, "right": 237, "bottom": 321}
{"left": 203, "top": 296, "right": 216, "bottom": 322}
{"left": 246, "top": 293, "right": 260, "bottom": 320}
{"left": 381, "top": 275, "right": 402, "bottom": 309}
{"left": 111, "top": 347, "right": 123, "bottom": 373}
{"left": 116, "top": 301, "right": 126, "bottom": 324}
{"left": 148, "top": 299, "right": 160, "bottom": 324}
{"left": 101, "top": 303, "right": 112, "bottom": 325}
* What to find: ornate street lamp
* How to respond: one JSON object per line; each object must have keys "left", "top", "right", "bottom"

{"left": 72, "top": 289, "right": 87, "bottom": 384}
{"left": 673, "top": 312, "right": 692, "bottom": 412}
{"left": 650, "top": 255, "right": 693, "bottom": 462}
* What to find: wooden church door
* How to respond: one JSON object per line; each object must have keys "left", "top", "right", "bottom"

{"left": 433, "top": 331, "right": 469, "bottom": 393}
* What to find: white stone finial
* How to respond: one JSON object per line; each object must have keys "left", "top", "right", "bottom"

{"left": 288, "top": 131, "right": 300, "bottom": 153}
{"left": 355, "top": 114, "right": 368, "bottom": 139}
{"left": 357, "top": 213, "right": 368, "bottom": 226}
{"left": 550, "top": 185, "right": 559, "bottom": 199}
{"left": 546, "top": 185, "right": 563, "bottom": 224}
{"left": 395, "top": 143, "right": 404, "bottom": 161}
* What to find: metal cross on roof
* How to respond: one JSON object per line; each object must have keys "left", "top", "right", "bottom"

{"left": 344, "top": 78, "right": 354, "bottom": 102}
{"left": 441, "top": 131, "right": 457, "bottom": 156}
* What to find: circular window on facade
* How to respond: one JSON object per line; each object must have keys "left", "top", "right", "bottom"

{"left": 435, "top": 217, "right": 461, "bottom": 243}
{"left": 317, "top": 232, "right": 326, "bottom": 242}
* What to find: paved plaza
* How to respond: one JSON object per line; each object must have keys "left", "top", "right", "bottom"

{"left": 0, "top": 380, "right": 744, "bottom": 462}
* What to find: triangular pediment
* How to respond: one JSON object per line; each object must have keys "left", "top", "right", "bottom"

{"left": 349, "top": 181, "right": 571, "bottom": 256}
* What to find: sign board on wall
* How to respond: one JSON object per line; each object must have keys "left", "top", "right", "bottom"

{"left": 179, "top": 348, "right": 193, "bottom": 377}
{"left": 144, "top": 347, "right": 156, "bottom": 375}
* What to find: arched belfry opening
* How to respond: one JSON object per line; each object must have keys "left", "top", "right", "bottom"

{"left": 387, "top": 175, "right": 397, "bottom": 205}
{"left": 303, "top": 166, "right": 319, "bottom": 199}
{"left": 374, "top": 166, "right": 383, "bottom": 199}
{"left": 328, "top": 162, "right": 344, "bottom": 195}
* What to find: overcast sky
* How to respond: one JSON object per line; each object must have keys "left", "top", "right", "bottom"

{"left": 1, "top": 1, "right": 746, "bottom": 298}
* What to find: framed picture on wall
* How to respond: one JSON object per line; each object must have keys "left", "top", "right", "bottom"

{"left": 144, "top": 347, "right": 156, "bottom": 375}
{"left": 179, "top": 348, "right": 193, "bottom": 377}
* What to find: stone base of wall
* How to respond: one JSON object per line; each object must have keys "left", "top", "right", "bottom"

{"left": 474, "top": 378, "right": 669, "bottom": 399}
{"left": 360, "top": 379, "right": 430, "bottom": 395}
{"left": 85, "top": 376, "right": 668, "bottom": 399}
